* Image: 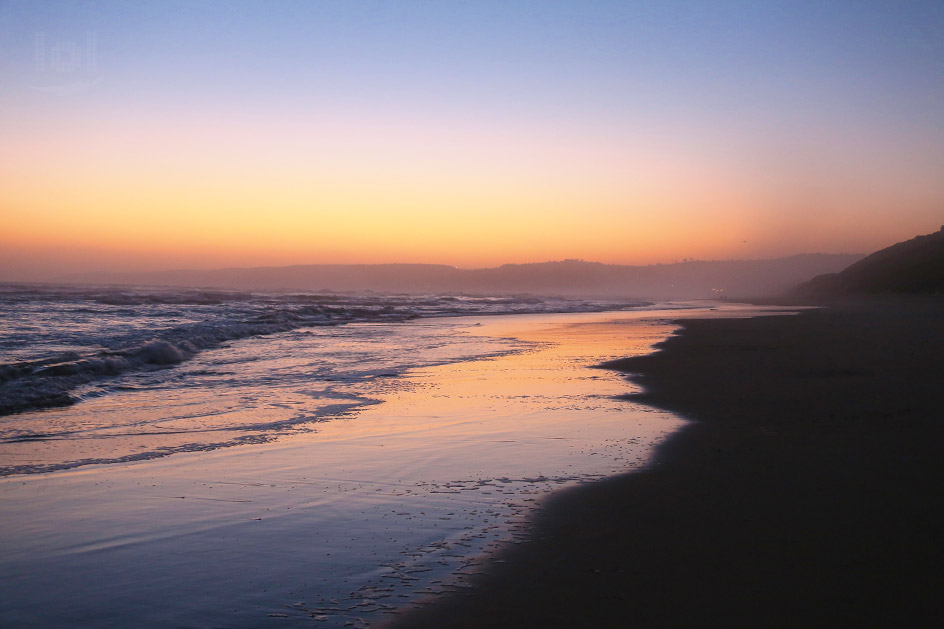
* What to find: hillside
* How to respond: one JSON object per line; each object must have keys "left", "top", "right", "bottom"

{"left": 62, "top": 254, "right": 861, "bottom": 299}
{"left": 794, "top": 227, "right": 944, "bottom": 296}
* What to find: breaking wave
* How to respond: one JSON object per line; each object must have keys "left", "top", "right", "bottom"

{"left": 0, "top": 283, "right": 647, "bottom": 416}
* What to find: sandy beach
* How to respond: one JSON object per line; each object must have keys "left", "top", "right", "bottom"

{"left": 395, "top": 298, "right": 944, "bottom": 627}
{"left": 3, "top": 306, "right": 753, "bottom": 628}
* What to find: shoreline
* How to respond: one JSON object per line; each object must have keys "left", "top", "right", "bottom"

{"left": 1, "top": 308, "right": 706, "bottom": 627}
{"left": 393, "top": 298, "right": 944, "bottom": 627}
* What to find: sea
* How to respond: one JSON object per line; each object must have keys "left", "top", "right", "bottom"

{"left": 0, "top": 282, "right": 646, "bottom": 476}
{"left": 0, "top": 282, "right": 707, "bottom": 627}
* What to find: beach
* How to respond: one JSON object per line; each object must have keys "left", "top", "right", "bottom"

{"left": 395, "top": 298, "right": 944, "bottom": 627}
{"left": 2, "top": 304, "right": 774, "bottom": 627}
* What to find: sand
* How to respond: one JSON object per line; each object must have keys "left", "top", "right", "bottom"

{"left": 1, "top": 308, "right": 729, "bottom": 628}
{"left": 392, "top": 297, "right": 944, "bottom": 627}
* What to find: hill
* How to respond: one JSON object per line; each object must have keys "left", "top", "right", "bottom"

{"left": 62, "top": 254, "right": 861, "bottom": 299}
{"left": 793, "top": 227, "right": 944, "bottom": 296}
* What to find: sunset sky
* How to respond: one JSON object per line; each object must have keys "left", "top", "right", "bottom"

{"left": 2, "top": 1, "right": 943, "bottom": 280}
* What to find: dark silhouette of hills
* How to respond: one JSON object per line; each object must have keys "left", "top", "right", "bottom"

{"left": 793, "top": 227, "right": 944, "bottom": 296}
{"left": 63, "top": 254, "right": 861, "bottom": 299}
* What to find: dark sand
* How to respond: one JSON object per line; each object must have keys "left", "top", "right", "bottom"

{"left": 392, "top": 298, "right": 943, "bottom": 627}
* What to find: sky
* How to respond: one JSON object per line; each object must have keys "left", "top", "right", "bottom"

{"left": 1, "top": 0, "right": 943, "bottom": 279}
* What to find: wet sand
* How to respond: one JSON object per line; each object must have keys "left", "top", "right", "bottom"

{"left": 394, "top": 298, "right": 944, "bottom": 627}
{"left": 1, "top": 308, "right": 722, "bottom": 628}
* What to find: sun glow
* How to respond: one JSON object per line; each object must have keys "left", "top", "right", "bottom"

{"left": 2, "top": 2, "right": 943, "bottom": 280}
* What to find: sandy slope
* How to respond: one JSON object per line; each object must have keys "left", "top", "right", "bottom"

{"left": 393, "top": 297, "right": 944, "bottom": 628}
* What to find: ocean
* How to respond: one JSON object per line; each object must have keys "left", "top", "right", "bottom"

{"left": 1, "top": 283, "right": 722, "bottom": 627}
{"left": 0, "top": 283, "right": 643, "bottom": 476}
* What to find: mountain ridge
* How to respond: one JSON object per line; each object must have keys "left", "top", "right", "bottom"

{"left": 61, "top": 254, "right": 862, "bottom": 299}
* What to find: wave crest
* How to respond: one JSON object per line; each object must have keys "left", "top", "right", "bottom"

{"left": 0, "top": 285, "right": 649, "bottom": 417}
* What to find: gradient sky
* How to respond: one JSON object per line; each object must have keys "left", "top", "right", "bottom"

{"left": 2, "top": 0, "right": 943, "bottom": 279}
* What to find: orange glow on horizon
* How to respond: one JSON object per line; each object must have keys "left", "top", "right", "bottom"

{"left": 2, "top": 104, "right": 942, "bottom": 280}
{"left": 3, "top": 3, "right": 944, "bottom": 283}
